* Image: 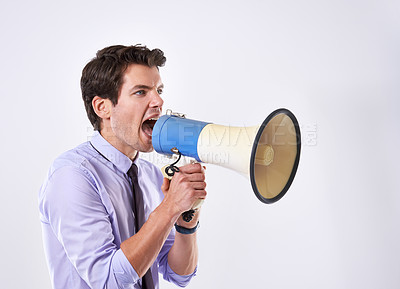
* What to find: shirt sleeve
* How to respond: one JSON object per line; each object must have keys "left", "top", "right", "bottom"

{"left": 156, "top": 228, "right": 197, "bottom": 287}
{"left": 40, "top": 165, "right": 139, "bottom": 288}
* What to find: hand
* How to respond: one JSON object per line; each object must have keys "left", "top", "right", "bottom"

{"left": 161, "top": 163, "right": 207, "bottom": 217}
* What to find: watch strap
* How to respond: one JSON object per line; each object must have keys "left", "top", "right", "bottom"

{"left": 174, "top": 221, "right": 200, "bottom": 234}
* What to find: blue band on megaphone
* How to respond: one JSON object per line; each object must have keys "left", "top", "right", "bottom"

{"left": 152, "top": 115, "right": 210, "bottom": 161}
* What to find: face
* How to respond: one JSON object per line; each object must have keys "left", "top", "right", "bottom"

{"left": 102, "top": 64, "right": 164, "bottom": 158}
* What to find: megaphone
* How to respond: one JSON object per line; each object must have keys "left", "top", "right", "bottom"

{"left": 152, "top": 108, "right": 301, "bottom": 209}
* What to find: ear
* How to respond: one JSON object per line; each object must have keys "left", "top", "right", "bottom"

{"left": 92, "top": 96, "right": 112, "bottom": 120}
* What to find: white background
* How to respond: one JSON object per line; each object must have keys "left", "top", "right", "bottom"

{"left": 1, "top": 0, "right": 399, "bottom": 288}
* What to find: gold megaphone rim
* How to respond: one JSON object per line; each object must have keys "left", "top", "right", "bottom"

{"left": 249, "top": 108, "right": 301, "bottom": 204}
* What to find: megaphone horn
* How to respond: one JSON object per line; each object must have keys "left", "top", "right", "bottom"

{"left": 152, "top": 108, "right": 301, "bottom": 209}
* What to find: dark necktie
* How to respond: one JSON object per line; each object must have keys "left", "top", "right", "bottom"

{"left": 127, "top": 163, "right": 155, "bottom": 289}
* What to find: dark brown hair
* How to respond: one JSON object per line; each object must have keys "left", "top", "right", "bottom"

{"left": 81, "top": 44, "right": 166, "bottom": 131}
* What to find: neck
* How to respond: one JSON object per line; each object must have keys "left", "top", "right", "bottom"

{"left": 99, "top": 128, "right": 138, "bottom": 160}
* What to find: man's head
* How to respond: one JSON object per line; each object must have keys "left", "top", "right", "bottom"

{"left": 81, "top": 45, "right": 166, "bottom": 158}
{"left": 81, "top": 45, "right": 166, "bottom": 131}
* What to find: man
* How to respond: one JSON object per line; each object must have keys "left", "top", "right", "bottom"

{"left": 38, "top": 45, "right": 207, "bottom": 289}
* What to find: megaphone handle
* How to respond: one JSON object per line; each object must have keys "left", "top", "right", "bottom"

{"left": 182, "top": 198, "right": 205, "bottom": 222}
{"left": 162, "top": 151, "right": 201, "bottom": 223}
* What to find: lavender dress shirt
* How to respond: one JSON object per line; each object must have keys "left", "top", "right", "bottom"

{"left": 38, "top": 131, "right": 196, "bottom": 289}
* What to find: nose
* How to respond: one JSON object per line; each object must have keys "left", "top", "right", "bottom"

{"left": 150, "top": 89, "right": 164, "bottom": 108}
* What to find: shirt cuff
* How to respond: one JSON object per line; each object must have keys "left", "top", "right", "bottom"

{"left": 111, "top": 249, "right": 140, "bottom": 286}
{"left": 164, "top": 261, "right": 197, "bottom": 287}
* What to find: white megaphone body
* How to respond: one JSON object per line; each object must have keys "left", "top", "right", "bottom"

{"left": 152, "top": 108, "right": 301, "bottom": 216}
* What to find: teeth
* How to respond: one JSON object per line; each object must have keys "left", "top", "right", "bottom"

{"left": 148, "top": 117, "right": 159, "bottom": 121}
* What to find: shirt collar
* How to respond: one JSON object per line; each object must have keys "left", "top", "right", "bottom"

{"left": 90, "top": 131, "right": 139, "bottom": 174}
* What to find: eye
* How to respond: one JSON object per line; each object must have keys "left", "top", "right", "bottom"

{"left": 135, "top": 90, "right": 146, "bottom": 96}
{"left": 157, "top": 88, "right": 163, "bottom": 95}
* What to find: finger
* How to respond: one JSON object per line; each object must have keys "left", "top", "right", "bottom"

{"left": 192, "top": 189, "right": 207, "bottom": 199}
{"left": 178, "top": 163, "right": 203, "bottom": 174}
{"left": 161, "top": 178, "right": 170, "bottom": 194}
{"left": 190, "top": 181, "right": 207, "bottom": 190}
{"left": 185, "top": 172, "right": 206, "bottom": 182}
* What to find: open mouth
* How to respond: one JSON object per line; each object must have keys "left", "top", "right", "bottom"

{"left": 142, "top": 117, "right": 158, "bottom": 137}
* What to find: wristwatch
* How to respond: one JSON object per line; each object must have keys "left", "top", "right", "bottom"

{"left": 174, "top": 221, "right": 200, "bottom": 234}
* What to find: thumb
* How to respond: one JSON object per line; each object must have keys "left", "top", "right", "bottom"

{"left": 161, "top": 177, "right": 170, "bottom": 195}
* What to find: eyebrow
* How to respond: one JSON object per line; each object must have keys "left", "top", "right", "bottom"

{"left": 129, "top": 84, "right": 164, "bottom": 93}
